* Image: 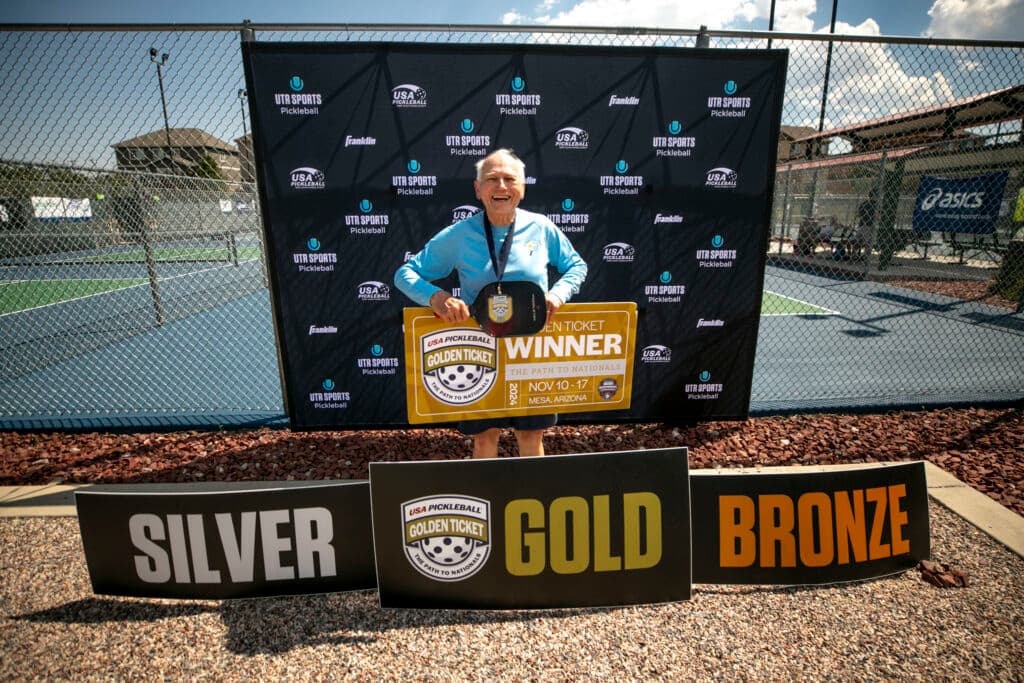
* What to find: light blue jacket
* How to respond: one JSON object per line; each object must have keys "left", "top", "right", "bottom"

{"left": 394, "top": 209, "right": 587, "bottom": 307}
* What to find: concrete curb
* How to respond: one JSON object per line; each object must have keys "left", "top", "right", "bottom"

{"left": 3, "top": 462, "right": 1022, "bottom": 558}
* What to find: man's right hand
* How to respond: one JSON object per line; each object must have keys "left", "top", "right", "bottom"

{"left": 429, "top": 291, "right": 471, "bottom": 323}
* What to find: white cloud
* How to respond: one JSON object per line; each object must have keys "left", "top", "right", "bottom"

{"left": 501, "top": 0, "right": 817, "bottom": 31}
{"left": 924, "top": 0, "right": 1024, "bottom": 40}
{"left": 500, "top": 0, "right": 1010, "bottom": 136}
{"left": 777, "top": 19, "right": 958, "bottom": 130}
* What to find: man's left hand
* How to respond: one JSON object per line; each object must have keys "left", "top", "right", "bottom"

{"left": 545, "top": 293, "right": 563, "bottom": 326}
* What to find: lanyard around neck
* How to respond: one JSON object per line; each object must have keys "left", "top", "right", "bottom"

{"left": 483, "top": 212, "right": 516, "bottom": 284}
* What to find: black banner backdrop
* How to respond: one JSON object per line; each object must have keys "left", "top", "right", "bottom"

{"left": 241, "top": 42, "right": 788, "bottom": 429}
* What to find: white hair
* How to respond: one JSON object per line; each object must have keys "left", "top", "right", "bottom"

{"left": 475, "top": 148, "right": 525, "bottom": 182}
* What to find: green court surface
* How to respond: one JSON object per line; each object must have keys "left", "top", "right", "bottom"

{"left": 0, "top": 278, "right": 148, "bottom": 314}
{"left": 73, "top": 246, "right": 261, "bottom": 263}
{"left": 760, "top": 291, "right": 833, "bottom": 316}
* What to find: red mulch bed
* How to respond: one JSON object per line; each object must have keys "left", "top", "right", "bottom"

{"left": 889, "top": 279, "right": 1018, "bottom": 310}
{"left": 2, "top": 407, "right": 1021, "bottom": 517}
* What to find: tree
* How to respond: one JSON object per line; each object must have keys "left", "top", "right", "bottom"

{"left": 194, "top": 154, "right": 224, "bottom": 180}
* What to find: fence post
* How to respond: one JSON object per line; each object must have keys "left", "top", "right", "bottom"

{"left": 863, "top": 152, "right": 887, "bottom": 278}
{"left": 779, "top": 167, "right": 792, "bottom": 255}
{"left": 134, "top": 177, "right": 165, "bottom": 325}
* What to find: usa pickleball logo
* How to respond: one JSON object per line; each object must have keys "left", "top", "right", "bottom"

{"left": 402, "top": 495, "right": 491, "bottom": 581}
{"left": 420, "top": 328, "right": 498, "bottom": 405}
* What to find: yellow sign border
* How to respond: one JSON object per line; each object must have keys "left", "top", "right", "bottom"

{"left": 403, "top": 302, "right": 637, "bottom": 424}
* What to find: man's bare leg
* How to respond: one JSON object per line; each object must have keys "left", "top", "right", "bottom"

{"left": 513, "top": 428, "right": 545, "bottom": 457}
{"left": 472, "top": 428, "right": 501, "bottom": 458}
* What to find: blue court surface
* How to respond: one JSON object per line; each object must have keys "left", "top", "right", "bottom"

{"left": 1, "top": 264, "right": 1021, "bottom": 430}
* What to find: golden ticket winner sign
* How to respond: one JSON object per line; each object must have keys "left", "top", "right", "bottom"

{"left": 403, "top": 302, "right": 637, "bottom": 424}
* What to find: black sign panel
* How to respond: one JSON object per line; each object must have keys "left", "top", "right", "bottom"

{"left": 242, "top": 42, "right": 788, "bottom": 429}
{"left": 369, "top": 448, "right": 690, "bottom": 609}
{"left": 690, "top": 462, "right": 930, "bottom": 585}
{"left": 76, "top": 483, "right": 376, "bottom": 599}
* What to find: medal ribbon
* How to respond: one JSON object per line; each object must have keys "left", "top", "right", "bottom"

{"left": 483, "top": 212, "right": 516, "bottom": 292}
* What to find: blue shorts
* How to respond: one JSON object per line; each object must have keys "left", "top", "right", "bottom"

{"left": 458, "top": 413, "right": 558, "bottom": 436}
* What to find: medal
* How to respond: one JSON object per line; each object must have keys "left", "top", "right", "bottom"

{"left": 487, "top": 287, "right": 513, "bottom": 323}
{"left": 483, "top": 215, "right": 517, "bottom": 323}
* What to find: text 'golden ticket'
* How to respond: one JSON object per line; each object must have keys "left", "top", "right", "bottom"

{"left": 403, "top": 303, "right": 637, "bottom": 424}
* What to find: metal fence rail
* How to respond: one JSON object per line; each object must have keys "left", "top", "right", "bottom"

{"left": 0, "top": 24, "right": 1021, "bottom": 426}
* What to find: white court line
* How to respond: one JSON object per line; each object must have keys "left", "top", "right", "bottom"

{"left": 761, "top": 290, "right": 840, "bottom": 316}
{"left": 0, "top": 260, "right": 258, "bottom": 319}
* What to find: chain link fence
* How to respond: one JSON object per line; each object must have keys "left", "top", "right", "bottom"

{"left": 0, "top": 24, "right": 1021, "bottom": 427}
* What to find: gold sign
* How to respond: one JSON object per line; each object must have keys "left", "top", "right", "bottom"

{"left": 403, "top": 302, "right": 637, "bottom": 424}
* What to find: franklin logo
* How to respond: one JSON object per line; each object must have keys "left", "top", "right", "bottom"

{"left": 344, "top": 135, "right": 376, "bottom": 147}
{"left": 420, "top": 328, "right": 498, "bottom": 405}
{"left": 392, "top": 84, "right": 427, "bottom": 108}
{"left": 402, "top": 495, "right": 491, "bottom": 582}
{"left": 608, "top": 95, "right": 640, "bottom": 106}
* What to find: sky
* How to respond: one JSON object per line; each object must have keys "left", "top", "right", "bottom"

{"left": 1, "top": 0, "right": 1020, "bottom": 169}
{"left": 2, "top": 0, "right": 1023, "bottom": 41}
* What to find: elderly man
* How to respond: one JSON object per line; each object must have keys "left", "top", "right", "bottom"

{"left": 394, "top": 148, "right": 588, "bottom": 458}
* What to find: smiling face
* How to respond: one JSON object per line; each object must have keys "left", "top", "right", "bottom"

{"left": 474, "top": 152, "right": 525, "bottom": 227}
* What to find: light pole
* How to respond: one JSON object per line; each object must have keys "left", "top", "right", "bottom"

{"left": 148, "top": 47, "right": 172, "bottom": 165}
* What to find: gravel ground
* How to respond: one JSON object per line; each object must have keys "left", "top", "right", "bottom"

{"left": 1, "top": 502, "right": 1021, "bottom": 681}
{"left": 2, "top": 405, "right": 1024, "bottom": 680}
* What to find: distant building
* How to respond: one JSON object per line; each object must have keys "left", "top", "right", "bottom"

{"left": 234, "top": 133, "right": 255, "bottom": 183}
{"left": 788, "top": 84, "right": 1024, "bottom": 156}
{"left": 112, "top": 128, "right": 240, "bottom": 181}
{"left": 778, "top": 125, "right": 828, "bottom": 161}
